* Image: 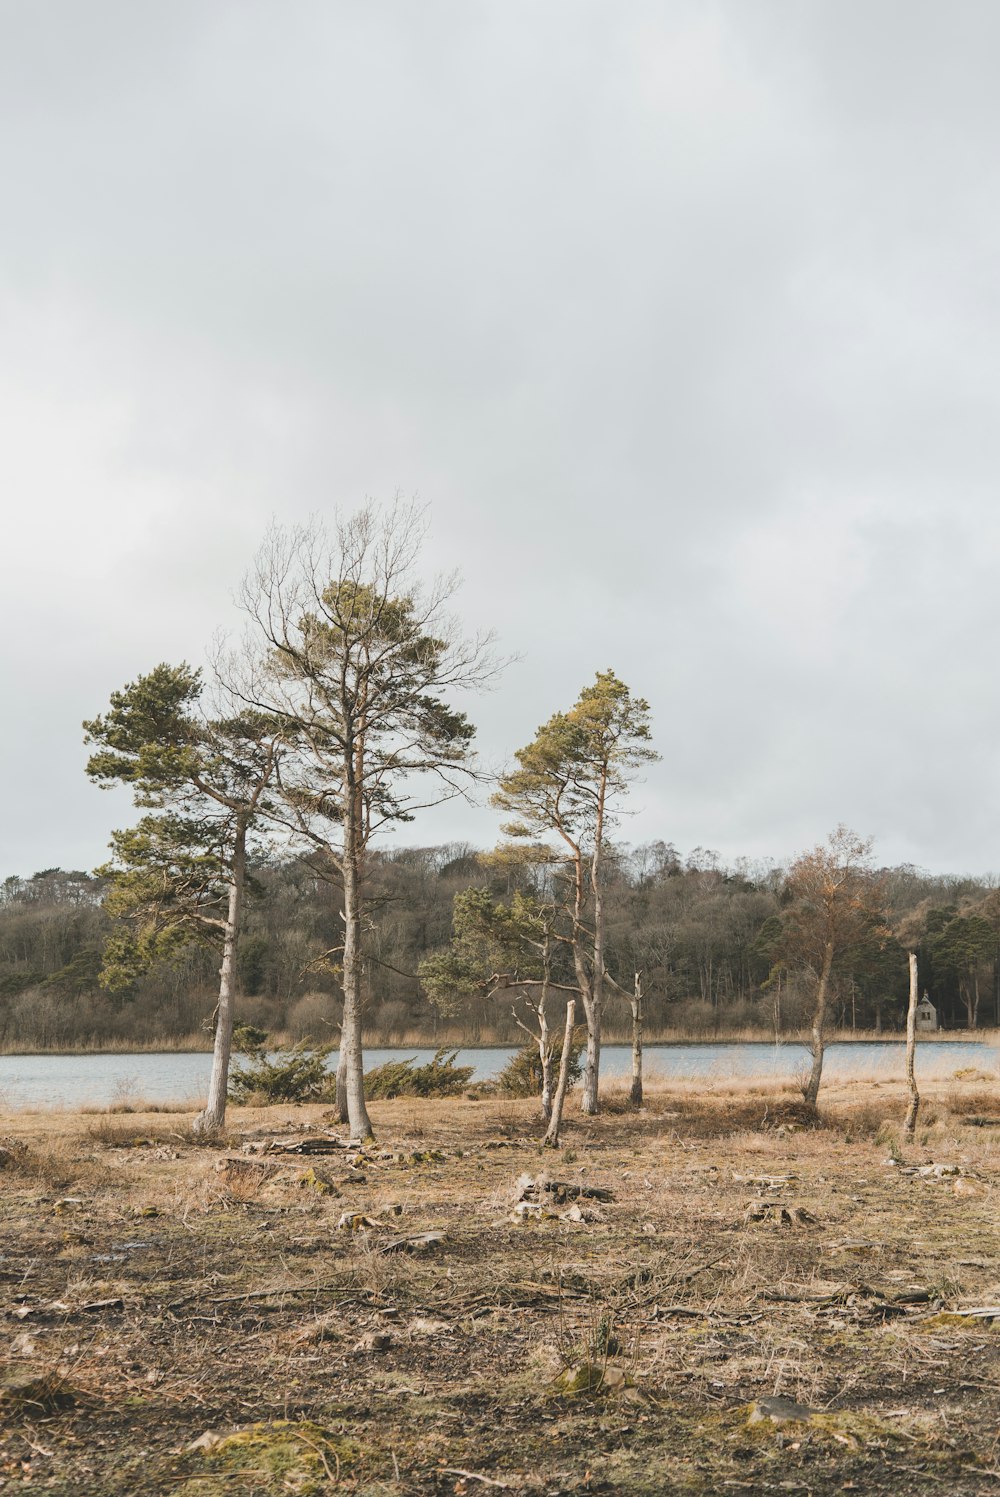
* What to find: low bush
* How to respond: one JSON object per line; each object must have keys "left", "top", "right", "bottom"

{"left": 498, "top": 1035, "right": 583, "bottom": 1098}
{"left": 228, "top": 1036, "right": 334, "bottom": 1105}
{"left": 364, "top": 1048, "right": 473, "bottom": 1099}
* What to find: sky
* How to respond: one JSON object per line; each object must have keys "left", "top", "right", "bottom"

{"left": 3, "top": 1, "right": 1000, "bottom": 880}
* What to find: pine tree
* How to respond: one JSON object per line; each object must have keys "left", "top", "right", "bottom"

{"left": 492, "top": 671, "right": 658, "bottom": 1115}
{"left": 84, "top": 663, "right": 283, "bottom": 1131}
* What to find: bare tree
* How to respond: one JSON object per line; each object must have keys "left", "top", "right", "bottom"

{"left": 895, "top": 901, "right": 931, "bottom": 1140}
{"left": 904, "top": 950, "right": 919, "bottom": 1136}
{"left": 779, "top": 827, "right": 886, "bottom": 1107}
{"left": 240, "top": 502, "right": 496, "bottom": 1140}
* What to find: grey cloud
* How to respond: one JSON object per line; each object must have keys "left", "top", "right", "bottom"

{"left": 3, "top": 2, "right": 1000, "bottom": 876}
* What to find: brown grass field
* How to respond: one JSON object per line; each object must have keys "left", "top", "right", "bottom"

{"left": 2, "top": 1071, "right": 1000, "bottom": 1495}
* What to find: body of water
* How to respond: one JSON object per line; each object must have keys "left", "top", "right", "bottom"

{"left": 0, "top": 1040, "right": 995, "bottom": 1110}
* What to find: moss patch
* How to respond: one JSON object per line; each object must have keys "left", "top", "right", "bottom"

{"left": 180, "top": 1420, "right": 360, "bottom": 1496}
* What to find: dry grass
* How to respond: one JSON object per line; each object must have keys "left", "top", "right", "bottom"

{"left": 79, "top": 1097, "right": 199, "bottom": 1115}
{"left": 2, "top": 1077, "right": 1000, "bottom": 1494}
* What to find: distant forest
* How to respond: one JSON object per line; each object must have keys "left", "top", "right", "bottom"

{"left": 2, "top": 845, "right": 998, "bottom": 1051}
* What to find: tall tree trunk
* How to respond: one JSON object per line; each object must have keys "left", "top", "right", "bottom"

{"left": 566, "top": 839, "right": 597, "bottom": 1116}
{"left": 194, "top": 817, "right": 246, "bottom": 1135}
{"left": 581, "top": 782, "right": 607, "bottom": 1116}
{"left": 334, "top": 1022, "right": 349, "bottom": 1124}
{"left": 538, "top": 931, "right": 553, "bottom": 1122}
{"left": 581, "top": 996, "right": 601, "bottom": 1115}
{"left": 340, "top": 776, "right": 373, "bottom": 1140}
{"left": 544, "top": 997, "right": 576, "bottom": 1147}
{"left": 903, "top": 950, "right": 919, "bottom": 1139}
{"left": 803, "top": 941, "right": 834, "bottom": 1107}
{"left": 962, "top": 978, "right": 976, "bottom": 1030}
{"left": 630, "top": 971, "right": 643, "bottom": 1106}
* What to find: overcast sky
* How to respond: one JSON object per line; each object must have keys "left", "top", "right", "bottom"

{"left": 3, "top": 1, "right": 1000, "bottom": 879}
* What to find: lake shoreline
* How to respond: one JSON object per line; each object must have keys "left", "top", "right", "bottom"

{"left": 1, "top": 1027, "right": 995, "bottom": 1058}
{"left": 1, "top": 1038, "right": 996, "bottom": 1112}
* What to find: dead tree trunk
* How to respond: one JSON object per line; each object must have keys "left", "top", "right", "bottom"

{"left": 539, "top": 1015, "right": 553, "bottom": 1124}
{"left": 903, "top": 950, "right": 920, "bottom": 1139}
{"left": 544, "top": 997, "right": 576, "bottom": 1147}
{"left": 630, "top": 971, "right": 643, "bottom": 1106}
{"left": 513, "top": 1001, "right": 553, "bottom": 1124}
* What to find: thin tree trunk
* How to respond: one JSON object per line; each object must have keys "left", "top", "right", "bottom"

{"left": 581, "top": 779, "right": 607, "bottom": 1116}
{"left": 544, "top": 997, "right": 576, "bottom": 1147}
{"left": 539, "top": 1040, "right": 553, "bottom": 1124}
{"left": 630, "top": 971, "right": 643, "bottom": 1106}
{"left": 194, "top": 817, "right": 246, "bottom": 1135}
{"left": 538, "top": 931, "right": 552, "bottom": 1122}
{"left": 566, "top": 838, "right": 597, "bottom": 1117}
{"left": 803, "top": 941, "right": 833, "bottom": 1107}
{"left": 962, "top": 978, "right": 976, "bottom": 1030}
{"left": 340, "top": 784, "right": 373, "bottom": 1141}
{"left": 903, "top": 949, "right": 919, "bottom": 1139}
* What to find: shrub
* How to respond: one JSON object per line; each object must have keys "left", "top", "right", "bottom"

{"left": 232, "top": 1023, "right": 270, "bottom": 1054}
{"left": 498, "top": 1035, "right": 583, "bottom": 1098}
{"left": 284, "top": 992, "right": 332, "bottom": 1042}
{"left": 364, "top": 1047, "right": 474, "bottom": 1099}
{"left": 228, "top": 1036, "right": 334, "bottom": 1105}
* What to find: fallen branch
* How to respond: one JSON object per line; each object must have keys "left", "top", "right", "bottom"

{"left": 165, "top": 1283, "right": 357, "bottom": 1310}
{"left": 438, "top": 1468, "right": 511, "bottom": 1490}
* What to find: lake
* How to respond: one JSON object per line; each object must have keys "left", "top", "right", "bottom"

{"left": 0, "top": 1040, "right": 995, "bottom": 1110}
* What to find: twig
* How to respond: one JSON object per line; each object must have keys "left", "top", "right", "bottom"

{"left": 177, "top": 1473, "right": 268, "bottom": 1483}
{"left": 439, "top": 1469, "right": 511, "bottom": 1490}
{"left": 293, "top": 1429, "right": 341, "bottom": 1486}
{"left": 628, "top": 1251, "right": 732, "bottom": 1311}
{"left": 166, "top": 1283, "right": 355, "bottom": 1310}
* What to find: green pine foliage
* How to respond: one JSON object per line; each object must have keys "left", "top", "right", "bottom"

{"left": 497, "top": 1034, "right": 584, "bottom": 1097}
{"left": 228, "top": 1037, "right": 334, "bottom": 1104}
{"left": 363, "top": 1047, "right": 474, "bottom": 1099}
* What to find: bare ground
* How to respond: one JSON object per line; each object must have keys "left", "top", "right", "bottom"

{"left": 2, "top": 1072, "right": 1000, "bottom": 1496}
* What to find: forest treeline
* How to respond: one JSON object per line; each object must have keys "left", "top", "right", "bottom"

{"left": 2, "top": 843, "right": 998, "bottom": 1052}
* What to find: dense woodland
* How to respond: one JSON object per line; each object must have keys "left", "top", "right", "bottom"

{"left": 2, "top": 844, "right": 997, "bottom": 1052}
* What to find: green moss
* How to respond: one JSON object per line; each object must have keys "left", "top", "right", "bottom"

{"left": 182, "top": 1419, "right": 359, "bottom": 1496}
{"left": 919, "top": 1311, "right": 989, "bottom": 1330}
{"left": 297, "top": 1166, "right": 339, "bottom": 1195}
